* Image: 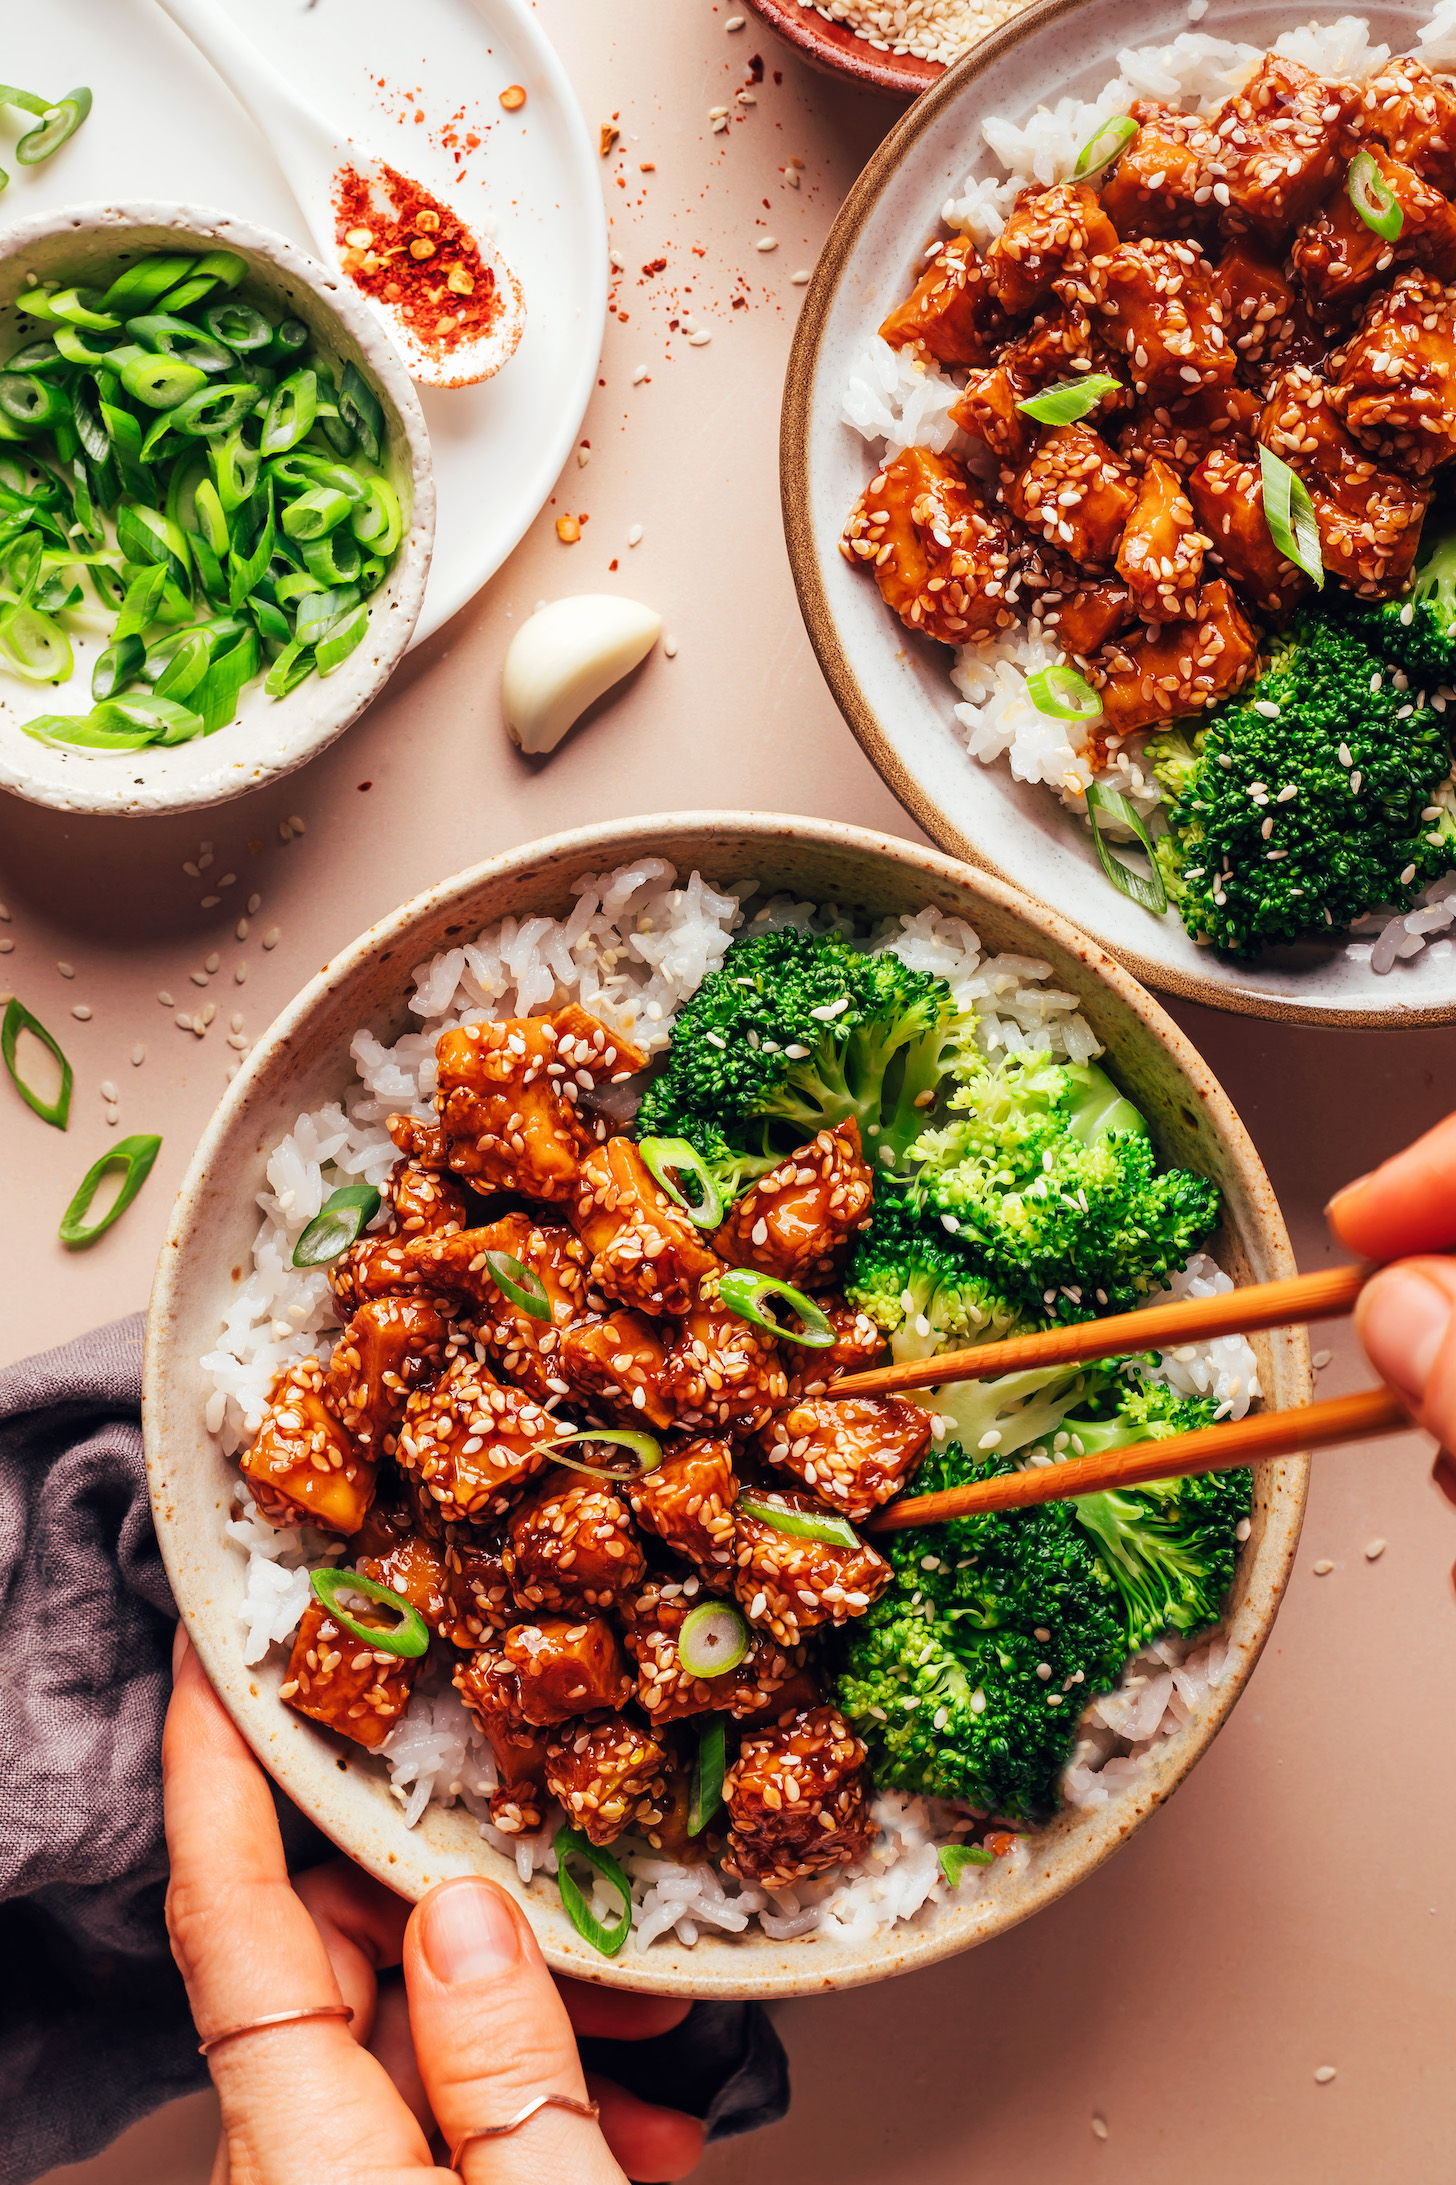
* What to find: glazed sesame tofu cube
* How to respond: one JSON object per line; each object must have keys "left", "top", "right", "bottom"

{"left": 1006, "top": 423, "right": 1138, "bottom": 572}
{"left": 280, "top": 1597, "right": 417, "bottom": 1751}
{"left": 732, "top": 1490, "right": 890, "bottom": 1646}
{"left": 997, "top": 295, "right": 1129, "bottom": 403}
{"left": 455, "top": 1614, "right": 634, "bottom": 1731}
{"left": 1043, "top": 577, "right": 1137, "bottom": 663}
{"left": 712, "top": 1120, "right": 875, "bottom": 1287}
{"left": 399, "top": 1354, "right": 557, "bottom": 1525}
{"left": 1334, "top": 270, "right": 1456, "bottom": 468}
{"left": 1213, "top": 242, "right": 1304, "bottom": 371}
{"left": 503, "top": 1473, "right": 645, "bottom": 1615}
{"left": 354, "top": 1499, "right": 451, "bottom": 1628}
{"left": 721, "top": 1705, "right": 871, "bottom": 1887}
{"left": 241, "top": 1358, "right": 378, "bottom": 1535}
{"left": 573, "top": 1134, "right": 721, "bottom": 1318}
{"left": 1352, "top": 56, "right": 1456, "bottom": 197}
{"left": 559, "top": 1306, "right": 675, "bottom": 1429}
{"left": 756, "top": 1394, "right": 932, "bottom": 1523}
{"left": 323, "top": 1296, "right": 448, "bottom": 1457}
{"left": 949, "top": 365, "right": 1032, "bottom": 466}
{"left": 434, "top": 1008, "right": 646, "bottom": 1200}
{"left": 877, "top": 232, "right": 1005, "bottom": 365}
{"left": 1116, "top": 384, "right": 1261, "bottom": 479}
{"left": 328, "top": 1234, "right": 424, "bottom": 1317}
{"left": 841, "top": 445, "right": 1021, "bottom": 645}
{"left": 1088, "top": 578, "right": 1259, "bottom": 741}
{"left": 1213, "top": 56, "right": 1357, "bottom": 245}
{"left": 782, "top": 1299, "right": 886, "bottom": 1400}
{"left": 1096, "top": 239, "right": 1232, "bottom": 399}
{"left": 1099, "top": 103, "right": 1222, "bottom": 240}
{"left": 1187, "top": 446, "right": 1313, "bottom": 615}
{"left": 1258, "top": 364, "right": 1430, "bottom": 594}
{"left": 660, "top": 1289, "right": 789, "bottom": 1432}
{"left": 624, "top": 1574, "right": 804, "bottom": 1724}
{"left": 1292, "top": 149, "right": 1456, "bottom": 318}
{"left": 627, "top": 1433, "right": 738, "bottom": 1580}
{"left": 544, "top": 1712, "right": 669, "bottom": 1846}
{"left": 984, "top": 182, "right": 1119, "bottom": 317}
{"left": 1115, "top": 457, "right": 1208, "bottom": 620}
{"left": 414, "top": 1213, "right": 594, "bottom": 1405}
{"left": 383, "top": 1117, "right": 472, "bottom": 1236}
{"left": 437, "top": 1533, "right": 516, "bottom": 1646}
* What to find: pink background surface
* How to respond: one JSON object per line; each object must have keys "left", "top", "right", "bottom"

{"left": 15, "top": 4, "right": 1456, "bottom": 2179}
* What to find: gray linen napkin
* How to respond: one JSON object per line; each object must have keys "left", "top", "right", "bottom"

{"left": 0, "top": 1314, "right": 787, "bottom": 2183}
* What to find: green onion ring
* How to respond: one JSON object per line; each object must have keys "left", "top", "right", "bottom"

{"left": 1026, "top": 662, "right": 1103, "bottom": 722}
{"left": 16, "top": 89, "right": 92, "bottom": 165}
{"left": 484, "top": 1247, "right": 553, "bottom": 1322}
{"left": 554, "top": 1827, "right": 633, "bottom": 1957}
{"left": 688, "top": 1717, "right": 727, "bottom": 1837}
{"left": 0, "top": 602, "right": 72, "bottom": 684}
{"left": 638, "top": 1135, "right": 724, "bottom": 1228}
{"left": 92, "top": 631, "right": 146, "bottom": 702}
{"left": 291, "top": 1182, "right": 382, "bottom": 1268}
{"left": 718, "top": 1267, "right": 835, "bottom": 1349}
{"left": 58, "top": 1133, "right": 161, "bottom": 1246}
{"left": 544, "top": 1429, "right": 663, "bottom": 1482}
{"left": 2, "top": 996, "right": 72, "bottom": 1127}
{"left": 119, "top": 352, "right": 208, "bottom": 411}
{"left": 1258, "top": 445, "right": 1324, "bottom": 588}
{"left": 309, "top": 1566, "right": 430, "bottom": 1659}
{"left": 678, "top": 1601, "right": 750, "bottom": 1679}
{"left": 1085, "top": 781, "right": 1168, "bottom": 917}
{"left": 735, "top": 1490, "right": 862, "bottom": 1550}
{"left": 937, "top": 1843, "right": 994, "bottom": 1887}
{"left": 1347, "top": 149, "right": 1403, "bottom": 242}
{"left": 1015, "top": 372, "right": 1122, "bottom": 426}
{"left": 1072, "top": 113, "right": 1138, "bottom": 180}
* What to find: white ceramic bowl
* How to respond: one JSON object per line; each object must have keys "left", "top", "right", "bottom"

{"left": 0, "top": 203, "right": 433, "bottom": 816}
{"left": 781, "top": 0, "right": 1456, "bottom": 1026}
{"left": 144, "top": 813, "right": 1309, "bottom": 1999}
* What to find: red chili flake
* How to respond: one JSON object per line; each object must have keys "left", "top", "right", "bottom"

{"left": 731, "top": 296, "right": 747, "bottom": 309}
{"left": 609, "top": 558, "right": 619, "bottom": 571}
{"left": 358, "top": 781, "right": 373, "bottom": 792}
{"left": 641, "top": 258, "right": 667, "bottom": 277}
{"left": 333, "top": 159, "right": 499, "bottom": 360}
{"left": 748, "top": 53, "right": 764, "bottom": 80}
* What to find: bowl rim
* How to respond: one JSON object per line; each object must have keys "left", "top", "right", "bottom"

{"left": 0, "top": 199, "right": 435, "bottom": 820}
{"left": 743, "top": 0, "right": 943, "bottom": 95}
{"left": 778, "top": 0, "right": 1456, "bottom": 1029}
{"left": 143, "top": 809, "right": 1308, "bottom": 1999}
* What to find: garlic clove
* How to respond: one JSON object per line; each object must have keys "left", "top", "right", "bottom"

{"left": 503, "top": 595, "right": 662, "bottom": 754}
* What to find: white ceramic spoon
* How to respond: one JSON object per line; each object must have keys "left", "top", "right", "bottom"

{"left": 153, "top": 0, "right": 525, "bottom": 388}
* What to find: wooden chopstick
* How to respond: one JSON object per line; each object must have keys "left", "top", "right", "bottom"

{"left": 830, "top": 1263, "right": 1372, "bottom": 1403}
{"left": 865, "top": 1385, "right": 1410, "bottom": 1531}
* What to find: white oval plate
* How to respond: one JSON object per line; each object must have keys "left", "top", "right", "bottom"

{"left": 1, "top": 0, "right": 605, "bottom": 649}
{"left": 783, "top": 0, "right": 1455, "bottom": 1024}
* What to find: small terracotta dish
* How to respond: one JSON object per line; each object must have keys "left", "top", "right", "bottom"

{"left": 0, "top": 204, "right": 433, "bottom": 819}
{"left": 144, "top": 812, "right": 1307, "bottom": 1999}
{"left": 743, "top": 0, "right": 943, "bottom": 96}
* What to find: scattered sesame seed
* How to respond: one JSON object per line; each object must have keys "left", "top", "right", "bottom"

{"left": 1313, "top": 1558, "right": 1334, "bottom": 1575}
{"left": 204, "top": 952, "right": 220, "bottom": 974}
{"left": 756, "top": 236, "right": 778, "bottom": 252}
{"left": 709, "top": 105, "right": 730, "bottom": 119}
{"left": 1091, "top": 2116, "right": 1109, "bottom": 2140}
{"left": 262, "top": 928, "right": 280, "bottom": 950}
{"left": 1313, "top": 2065, "right": 1336, "bottom": 2084}
{"left": 288, "top": 815, "right": 305, "bottom": 834}
{"left": 247, "top": 893, "right": 262, "bottom": 915}
{"left": 577, "top": 447, "right": 590, "bottom": 467}
{"left": 235, "top": 963, "right": 248, "bottom": 984}
{"left": 57, "top": 961, "right": 75, "bottom": 978}
{"left": 1400, "top": 864, "right": 1416, "bottom": 885}
{"left": 688, "top": 330, "right": 712, "bottom": 346}
{"left": 978, "top": 1429, "right": 1001, "bottom": 1449}
{"left": 100, "top": 1079, "right": 117, "bottom": 1102}
{"left": 632, "top": 365, "right": 648, "bottom": 385}
{"left": 711, "top": 116, "right": 729, "bottom": 133}
{"left": 200, "top": 894, "right": 221, "bottom": 909}
{"left": 1235, "top": 1517, "right": 1251, "bottom": 1541}
{"left": 175, "top": 1012, "right": 192, "bottom": 1032}
{"left": 105, "top": 1105, "right": 119, "bottom": 1127}
{"left": 219, "top": 872, "right": 236, "bottom": 888}
{"left": 71, "top": 1004, "right": 91, "bottom": 1020}
{"left": 131, "top": 1045, "right": 145, "bottom": 1066}
{"left": 278, "top": 821, "right": 293, "bottom": 842}
{"left": 609, "top": 249, "right": 624, "bottom": 271}
{"left": 190, "top": 970, "right": 210, "bottom": 988}
{"left": 236, "top": 917, "right": 250, "bottom": 940}
{"left": 791, "top": 270, "right": 811, "bottom": 285}
{"left": 231, "top": 1012, "right": 245, "bottom": 1033}
{"left": 183, "top": 861, "right": 199, "bottom": 878}
{"left": 1313, "top": 1348, "right": 1331, "bottom": 1369}
{"left": 726, "top": 12, "right": 745, "bottom": 23}
{"left": 0, "top": 902, "right": 11, "bottom": 920}
{"left": 157, "top": 990, "right": 173, "bottom": 1007}
{"left": 627, "top": 524, "right": 644, "bottom": 546}
{"left": 663, "top": 635, "right": 678, "bottom": 658}
{"left": 1365, "top": 1537, "right": 1386, "bottom": 1560}
{"left": 0, "top": 938, "right": 11, "bottom": 955}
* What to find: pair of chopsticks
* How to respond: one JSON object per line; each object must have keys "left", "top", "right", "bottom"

{"left": 829, "top": 1264, "right": 1411, "bottom": 1533}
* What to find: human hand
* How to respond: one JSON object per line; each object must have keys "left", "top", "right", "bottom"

{"left": 163, "top": 1631, "right": 705, "bottom": 2184}
{"left": 1328, "top": 1110, "right": 1456, "bottom": 1461}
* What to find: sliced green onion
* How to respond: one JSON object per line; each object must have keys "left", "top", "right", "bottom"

{"left": 227, "top": 482, "right": 276, "bottom": 608}
{"left": 22, "top": 711, "right": 153, "bottom": 749}
{"left": 44, "top": 288, "right": 120, "bottom": 333}
{"left": 309, "top": 1566, "right": 430, "bottom": 1658}
{"left": 2, "top": 997, "right": 72, "bottom": 1127}
{"left": 1073, "top": 113, "right": 1138, "bottom": 179}
{"left": 688, "top": 1716, "right": 727, "bottom": 1836}
{"left": 1347, "top": 149, "right": 1403, "bottom": 241}
{"left": 261, "top": 368, "right": 317, "bottom": 457}
{"left": 299, "top": 525, "right": 360, "bottom": 586}
{"left": 16, "top": 88, "right": 92, "bottom": 165}
{"left": 554, "top": 1827, "right": 633, "bottom": 1957}
{"left": 315, "top": 601, "right": 367, "bottom": 675}
{"left": 211, "top": 427, "right": 259, "bottom": 511}
{"left": 101, "top": 257, "right": 195, "bottom": 315}
{"left": 165, "top": 380, "right": 260, "bottom": 439}
{"left": 203, "top": 299, "right": 272, "bottom": 352}
{"left": 266, "top": 317, "right": 310, "bottom": 366}
{"left": 153, "top": 628, "right": 212, "bottom": 703}
{"left": 189, "top": 249, "right": 248, "bottom": 292}
{"left": 193, "top": 477, "right": 230, "bottom": 555}
{"left": 735, "top": 1490, "right": 862, "bottom": 1549}
{"left": 718, "top": 1267, "right": 835, "bottom": 1349}
{"left": 120, "top": 352, "right": 208, "bottom": 410}
{"left": 125, "top": 315, "right": 234, "bottom": 373}
{"left": 544, "top": 1429, "right": 663, "bottom": 1482}
{"left": 71, "top": 377, "right": 110, "bottom": 465}
{"left": 112, "top": 563, "right": 169, "bottom": 642}
{"left": 1258, "top": 444, "right": 1324, "bottom": 588}
{"left": 7, "top": 338, "right": 64, "bottom": 374}
{"left": 264, "top": 637, "right": 313, "bottom": 698}
{"left": 0, "top": 603, "right": 72, "bottom": 683}
{"left": 58, "top": 1132, "right": 161, "bottom": 1246}
{"left": 1085, "top": 780, "right": 1168, "bottom": 916}
{"left": 0, "top": 373, "right": 70, "bottom": 431}
{"left": 1027, "top": 662, "right": 1103, "bottom": 721}
{"left": 678, "top": 1601, "right": 750, "bottom": 1678}
{"left": 283, "top": 484, "right": 353, "bottom": 540}
{"left": 348, "top": 476, "right": 402, "bottom": 556}
{"left": 0, "top": 86, "right": 50, "bottom": 118}
{"left": 292, "top": 1182, "right": 382, "bottom": 1267}
{"left": 192, "top": 627, "right": 260, "bottom": 733}
{"left": 1015, "top": 372, "right": 1123, "bottom": 426}
{"left": 638, "top": 1135, "right": 724, "bottom": 1228}
{"left": 93, "top": 693, "right": 205, "bottom": 745}
{"left": 937, "top": 1843, "right": 993, "bottom": 1887}
{"left": 484, "top": 1246, "right": 552, "bottom": 1321}
{"left": 338, "top": 363, "right": 384, "bottom": 463}
{"left": 91, "top": 631, "right": 146, "bottom": 701}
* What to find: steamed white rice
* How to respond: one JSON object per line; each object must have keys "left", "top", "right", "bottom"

{"left": 839, "top": 9, "right": 1456, "bottom": 959}
{"left": 208, "top": 861, "right": 1259, "bottom": 1952}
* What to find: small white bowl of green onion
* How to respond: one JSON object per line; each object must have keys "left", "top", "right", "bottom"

{"left": 0, "top": 202, "right": 434, "bottom": 816}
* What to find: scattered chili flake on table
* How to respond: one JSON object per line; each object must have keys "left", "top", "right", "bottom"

{"left": 556, "top": 515, "right": 581, "bottom": 544}
{"left": 333, "top": 159, "right": 498, "bottom": 360}
{"left": 500, "top": 84, "right": 527, "bottom": 110}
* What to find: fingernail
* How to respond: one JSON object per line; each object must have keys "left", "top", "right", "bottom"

{"left": 1324, "top": 1170, "right": 1374, "bottom": 1220}
{"left": 421, "top": 1879, "right": 520, "bottom": 1986}
{"left": 1358, "top": 1268, "right": 1452, "bottom": 1402}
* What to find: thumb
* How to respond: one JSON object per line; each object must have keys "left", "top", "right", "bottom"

{"left": 1355, "top": 1256, "right": 1456, "bottom": 1446}
{"left": 403, "top": 1878, "right": 628, "bottom": 2185}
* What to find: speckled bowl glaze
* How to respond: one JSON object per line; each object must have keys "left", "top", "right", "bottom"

{"left": 144, "top": 813, "right": 1308, "bottom": 1999}
{"left": 0, "top": 203, "right": 433, "bottom": 818}
{"left": 781, "top": 0, "right": 1456, "bottom": 1025}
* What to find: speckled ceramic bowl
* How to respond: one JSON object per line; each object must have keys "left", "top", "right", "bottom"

{"left": 0, "top": 203, "right": 433, "bottom": 818}
{"left": 143, "top": 813, "right": 1308, "bottom": 1999}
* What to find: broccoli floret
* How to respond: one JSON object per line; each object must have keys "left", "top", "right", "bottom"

{"left": 1145, "top": 608, "right": 1456, "bottom": 958}
{"left": 1073, "top": 1466, "right": 1251, "bottom": 1655}
{"left": 635, "top": 926, "right": 977, "bottom": 1197}
{"left": 1339, "top": 523, "right": 1456, "bottom": 683}
{"left": 844, "top": 1190, "right": 1026, "bottom": 1357}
